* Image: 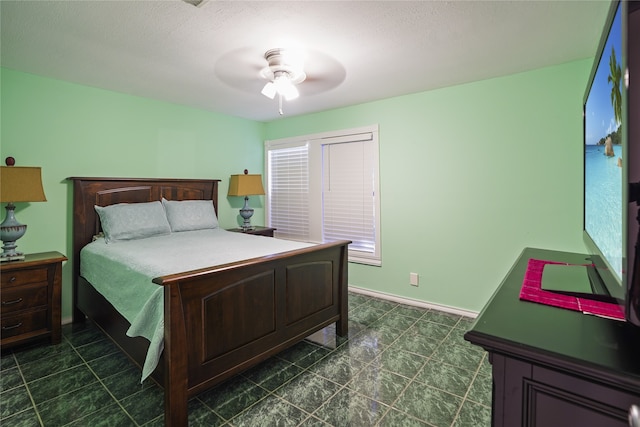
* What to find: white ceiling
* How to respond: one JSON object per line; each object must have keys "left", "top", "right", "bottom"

{"left": 0, "top": 0, "right": 611, "bottom": 122}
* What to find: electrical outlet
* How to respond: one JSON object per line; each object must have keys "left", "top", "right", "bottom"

{"left": 410, "top": 272, "right": 419, "bottom": 287}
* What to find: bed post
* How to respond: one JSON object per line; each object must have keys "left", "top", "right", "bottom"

{"left": 336, "top": 243, "right": 349, "bottom": 336}
{"left": 70, "top": 178, "right": 88, "bottom": 323}
{"left": 163, "top": 282, "right": 189, "bottom": 426}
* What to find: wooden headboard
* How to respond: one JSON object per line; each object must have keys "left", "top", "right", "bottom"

{"left": 68, "top": 177, "right": 220, "bottom": 318}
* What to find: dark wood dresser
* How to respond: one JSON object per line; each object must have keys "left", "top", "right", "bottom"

{"left": 465, "top": 247, "right": 640, "bottom": 427}
{"left": 1, "top": 251, "right": 67, "bottom": 349}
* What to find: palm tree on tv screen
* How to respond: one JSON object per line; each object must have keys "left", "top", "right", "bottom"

{"left": 608, "top": 45, "right": 623, "bottom": 127}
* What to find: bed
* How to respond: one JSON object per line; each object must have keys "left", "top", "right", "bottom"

{"left": 69, "top": 177, "right": 350, "bottom": 426}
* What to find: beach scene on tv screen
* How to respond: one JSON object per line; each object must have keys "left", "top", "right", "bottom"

{"left": 584, "top": 3, "right": 623, "bottom": 280}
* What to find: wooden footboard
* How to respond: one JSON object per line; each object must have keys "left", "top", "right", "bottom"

{"left": 69, "top": 177, "right": 349, "bottom": 426}
{"left": 156, "top": 240, "right": 349, "bottom": 426}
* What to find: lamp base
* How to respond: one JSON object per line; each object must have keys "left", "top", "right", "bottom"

{"left": 239, "top": 196, "right": 255, "bottom": 231}
{"left": 1, "top": 203, "right": 27, "bottom": 262}
{"left": 1, "top": 251, "right": 25, "bottom": 262}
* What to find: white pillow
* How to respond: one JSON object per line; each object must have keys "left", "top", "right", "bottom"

{"left": 161, "top": 198, "right": 218, "bottom": 232}
{"left": 95, "top": 201, "right": 171, "bottom": 243}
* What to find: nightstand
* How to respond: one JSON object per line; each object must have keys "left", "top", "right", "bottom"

{"left": 1, "top": 251, "right": 67, "bottom": 349}
{"left": 227, "top": 226, "right": 276, "bottom": 237}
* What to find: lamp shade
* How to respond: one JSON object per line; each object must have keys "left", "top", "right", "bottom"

{"left": 0, "top": 166, "right": 47, "bottom": 203}
{"left": 227, "top": 174, "right": 265, "bottom": 197}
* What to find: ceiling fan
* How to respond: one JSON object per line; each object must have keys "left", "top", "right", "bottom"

{"left": 215, "top": 47, "right": 346, "bottom": 116}
{"left": 260, "top": 48, "right": 307, "bottom": 114}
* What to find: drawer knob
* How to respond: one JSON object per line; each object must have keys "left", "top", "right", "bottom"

{"left": 9, "top": 276, "right": 16, "bottom": 282}
{"left": 1, "top": 298, "right": 23, "bottom": 306}
{"left": 2, "top": 322, "right": 23, "bottom": 330}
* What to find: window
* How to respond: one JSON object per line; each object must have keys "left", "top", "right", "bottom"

{"left": 266, "top": 125, "right": 381, "bottom": 266}
{"left": 266, "top": 143, "right": 309, "bottom": 240}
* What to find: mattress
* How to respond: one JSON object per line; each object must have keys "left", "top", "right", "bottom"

{"left": 80, "top": 228, "right": 313, "bottom": 381}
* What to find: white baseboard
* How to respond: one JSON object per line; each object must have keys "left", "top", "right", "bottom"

{"left": 348, "top": 285, "right": 478, "bottom": 319}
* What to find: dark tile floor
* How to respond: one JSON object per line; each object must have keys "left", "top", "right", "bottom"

{"left": 1, "top": 292, "right": 492, "bottom": 426}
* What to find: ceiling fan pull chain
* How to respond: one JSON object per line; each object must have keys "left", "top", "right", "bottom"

{"left": 278, "top": 93, "right": 284, "bottom": 115}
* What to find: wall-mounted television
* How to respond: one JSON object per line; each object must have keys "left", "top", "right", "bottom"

{"left": 583, "top": 0, "right": 626, "bottom": 302}
{"left": 582, "top": 0, "right": 640, "bottom": 327}
{"left": 625, "top": 2, "right": 640, "bottom": 326}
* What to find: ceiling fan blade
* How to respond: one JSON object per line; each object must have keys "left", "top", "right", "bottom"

{"left": 215, "top": 47, "right": 267, "bottom": 93}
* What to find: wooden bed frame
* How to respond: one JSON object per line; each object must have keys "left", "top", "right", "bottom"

{"left": 69, "top": 177, "right": 349, "bottom": 426}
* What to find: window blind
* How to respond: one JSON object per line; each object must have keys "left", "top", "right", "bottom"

{"left": 322, "top": 139, "right": 376, "bottom": 254}
{"left": 267, "top": 144, "right": 309, "bottom": 240}
{"left": 266, "top": 125, "right": 381, "bottom": 266}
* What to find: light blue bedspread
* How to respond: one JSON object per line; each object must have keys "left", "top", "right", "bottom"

{"left": 80, "top": 228, "right": 313, "bottom": 381}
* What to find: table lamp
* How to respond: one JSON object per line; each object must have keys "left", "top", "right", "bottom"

{"left": 228, "top": 169, "right": 265, "bottom": 231}
{"left": 0, "top": 157, "right": 47, "bottom": 261}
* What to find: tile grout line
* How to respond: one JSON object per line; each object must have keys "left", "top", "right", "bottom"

{"left": 375, "top": 313, "right": 458, "bottom": 427}
{"left": 3, "top": 293, "right": 490, "bottom": 427}
{"left": 339, "top": 303, "right": 436, "bottom": 426}
{"left": 449, "top": 321, "right": 491, "bottom": 426}
{"left": 1, "top": 351, "right": 45, "bottom": 426}
{"left": 58, "top": 333, "right": 141, "bottom": 427}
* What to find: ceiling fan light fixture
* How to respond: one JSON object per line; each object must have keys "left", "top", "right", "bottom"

{"left": 259, "top": 48, "right": 306, "bottom": 109}
{"left": 261, "top": 82, "right": 277, "bottom": 99}
{"left": 274, "top": 74, "right": 299, "bottom": 100}
{"left": 282, "top": 86, "right": 299, "bottom": 101}
{"left": 260, "top": 48, "right": 307, "bottom": 83}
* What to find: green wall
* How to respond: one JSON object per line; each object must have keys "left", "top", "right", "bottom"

{"left": 1, "top": 58, "right": 591, "bottom": 320}
{"left": 266, "top": 59, "right": 592, "bottom": 312}
{"left": 1, "top": 68, "right": 266, "bottom": 320}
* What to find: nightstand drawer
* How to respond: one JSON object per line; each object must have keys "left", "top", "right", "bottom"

{"left": 1, "top": 309, "right": 48, "bottom": 340}
{"left": 1, "top": 283, "right": 48, "bottom": 315}
{"left": 0, "top": 252, "right": 66, "bottom": 348}
{"left": 1, "top": 267, "right": 48, "bottom": 288}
